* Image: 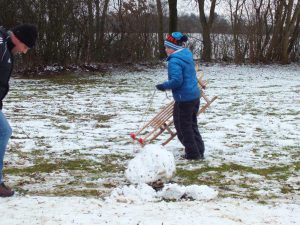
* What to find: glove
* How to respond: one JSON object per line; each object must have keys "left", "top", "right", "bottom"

{"left": 156, "top": 84, "right": 165, "bottom": 91}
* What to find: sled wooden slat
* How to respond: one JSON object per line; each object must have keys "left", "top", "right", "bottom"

{"left": 130, "top": 71, "right": 217, "bottom": 146}
{"left": 162, "top": 93, "right": 218, "bottom": 146}
{"left": 134, "top": 101, "right": 174, "bottom": 136}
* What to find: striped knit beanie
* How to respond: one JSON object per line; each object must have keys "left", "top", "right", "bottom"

{"left": 164, "top": 32, "right": 188, "bottom": 50}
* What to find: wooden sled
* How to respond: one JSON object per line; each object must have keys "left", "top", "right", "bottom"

{"left": 130, "top": 71, "right": 217, "bottom": 146}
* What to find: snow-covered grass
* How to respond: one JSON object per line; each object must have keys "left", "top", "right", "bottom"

{"left": 0, "top": 63, "right": 299, "bottom": 224}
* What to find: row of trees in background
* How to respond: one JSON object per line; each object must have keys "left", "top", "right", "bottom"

{"left": 229, "top": 0, "right": 300, "bottom": 64}
{"left": 0, "top": 0, "right": 299, "bottom": 67}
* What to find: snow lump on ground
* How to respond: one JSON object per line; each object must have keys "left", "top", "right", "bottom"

{"left": 108, "top": 144, "right": 218, "bottom": 203}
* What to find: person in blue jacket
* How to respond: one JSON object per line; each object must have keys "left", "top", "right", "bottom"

{"left": 0, "top": 24, "right": 37, "bottom": 197}
{"left": 156, "top": 32, "right": 205, "bottom": 160}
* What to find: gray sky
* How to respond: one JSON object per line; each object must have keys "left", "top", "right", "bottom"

{"left": 177, "top": 0, "right": 227, "bottom": 16}
{"left": 177, "top": 0, "right": 199, "bottom": 15}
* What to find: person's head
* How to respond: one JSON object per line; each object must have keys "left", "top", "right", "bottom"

{"left": 164, "top": 32, "right": 188, "bottom": 56}
{"left": 10, "top": 24, "right": 37, "bottom": 55}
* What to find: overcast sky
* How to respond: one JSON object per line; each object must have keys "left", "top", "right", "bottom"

{"left": 177, "top": 0, "right": 227, "bottom": 16}
{"left": 177, "top": 0, "right": 198, "bottom": 15}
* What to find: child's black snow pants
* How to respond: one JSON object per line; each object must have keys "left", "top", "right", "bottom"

{"left": 173, "top": 98, "right": 205, "bottom": 159}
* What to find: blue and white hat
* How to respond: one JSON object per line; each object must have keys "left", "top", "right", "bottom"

{"left": 164, "top": 32, "right": 188, "bottom": 50}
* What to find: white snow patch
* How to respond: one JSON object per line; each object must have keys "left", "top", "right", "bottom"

{"left": 107, "top": 183, "right": 158, "bottom": 203}
{"left": 158, "top": 183, "right": 186, "bottom": 200}
{"left": 1, "top": 196, "right": 299, "bottom": 225}
{"left": 158, "top": 183, "right": 218, "bottom": 201}
{"left": 185, "top": 184, "right": 219, "bottom": 200}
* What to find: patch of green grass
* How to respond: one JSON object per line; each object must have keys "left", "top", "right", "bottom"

{"left": 239, "top": 183, "right": 252, "bottom": 189}
{"left": 102, "top": 182, "right": 118, "bottom": 188}
{"left": 264, "top": 152, "right": 285, "bottom": 159}
{"left": 4, "top": 154, "right": 129, "bottom": 176}
{"left": 266, "top": 112, "right": 278, "bottom": 116}
{"left": 55, "top": 124, "right": 70, "bottom": 130}
{"left": 219, "top": 193, "right": 242, "bottom": 199}
{"left": 175, "top": 161, "right": 299, "bottom": 202}
{"left": 14, "top": 187, "right": 30, "bottom": 195}
{"left": 31, "top": 149, "right": 45, "bottom": 156}
{"left": 285, "top": 110, "right": 299, "bottom": 116}
{"left": 95, "top": 124, "right": 111, "bottom": 128}
{"left": 175, "top": 163, "right": 295, "bottom": 185}
{"left": 225, "top": 133, "right": 239, "bottom": 138}
{"left": 291, "top": 152, "right": 300, "bottom": 160}
{"left": 281, "top": 185, "right": 294, "bottom": 194}
{"left": 112, "top": 88, "right": 130, "bottom": 94}
{"left": 224, "top": 143, "right": 243, "bottom": 148}
{"left": 282, "top": 146, "right": 298, "bottom": 151}
{"left": 245, "top": 192, "right": 260, "bottom": 200}
{"left": 92, "top": 114, "right": 115, "bottom": 123}
{"left": 35, "top": 73, "right": 108, "bottom": 86}
{"left": 295, "top": 161, "right": 300, "bottom": 170}
{"left": 258, "top": 200, "right": 268, "bottom": 205}
{"left": 55, "top": 109, "right": 115, "bottom": 124}
{"left": 39, "top": 189, "right": 104, "bottom": 197}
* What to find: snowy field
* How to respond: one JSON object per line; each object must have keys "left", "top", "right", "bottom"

{"left": 0, "top": 63, "right": 299, "bottom": 224}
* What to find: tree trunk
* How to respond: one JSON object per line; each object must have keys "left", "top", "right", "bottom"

{"left": 156, "top": 0, "right": 165, "bottom": 59}
{"left": 229, "top": 0, "right": 246, "bottom": 64}
{"left": 168, "top": 0, "right": 177, "bottom": 33}
{"left": 288, "top": 13, "right": 300, "bottom": 55}
{"left": 95, "top": 0, "right": 100, "bottom": 60}
{"left": 198, "top": 0, "right": 216, "bottom": 62}
{"left": 98, "top": 0, "right": 110, "bottom": 61}
{"left": 281, "top": 1, "right": 300, "bottom": 64}
{"left": 266, "top": 0, "right": 285, "bottom": 61}
{"left": 87, "top": 0, "right": 94, "bottom": 63}
{"left": 202, "top": 26, "right": 212, "bottom": 61}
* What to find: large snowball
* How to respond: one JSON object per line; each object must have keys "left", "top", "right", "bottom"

{"left": 125, "top": 144, "right": 176, "bottom": 184}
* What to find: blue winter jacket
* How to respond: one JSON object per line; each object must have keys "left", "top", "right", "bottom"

{"left": 161, "top": 48, "right": 200, "bottom": 102}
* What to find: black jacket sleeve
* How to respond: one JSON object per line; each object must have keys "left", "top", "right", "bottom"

{"left": 0, "top": 32, "right": 12, "bottom": 109}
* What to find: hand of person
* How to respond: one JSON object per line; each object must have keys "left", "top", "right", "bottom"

{"left": 156, "top": 84, "right": 165, "bottom": 91}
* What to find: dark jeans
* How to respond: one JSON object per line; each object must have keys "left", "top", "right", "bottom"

{"left": 173, "top": 98, "right": 205, "bottom": 159}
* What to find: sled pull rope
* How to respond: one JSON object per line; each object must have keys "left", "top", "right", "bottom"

{"left": 140, "top": 89, "right": 157, "bottom": 127}
{"left": 130, "top": 89, "right": 156, "bottom": 143}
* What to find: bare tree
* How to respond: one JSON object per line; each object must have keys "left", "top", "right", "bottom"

{"left": 288, "top": 11, "right": 300, "bottom": 61}
{"left": 265, "top": 0, "right": 300, "bottom": 63}
{"left": 87, "top": 0, "right": 94, "bottom": 63}
{"left": 228, "top": 0, "right": 248, "bottom": 63}
{"left": 197, "top": 0, "right": 217, "bottom": 62}
{"left": 168, "top": 0, "right": 177, "bottom": 32}
{"left": 156, "top": 0, "right": 166, "bottom": 58}
{"left": 244, "top": 0, "right": 272, "bottom": 63}
{"left": 95, "top": 0, "right": 110, "bottom": 61}
{"left": 1, "top": 0, "right": 299, "bottom": 67}
{"left": 281, "top": 0, "right": 300, "bottom": 63}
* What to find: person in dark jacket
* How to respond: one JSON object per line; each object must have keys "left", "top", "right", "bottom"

{"left": 0, "top": 24, "right": 37, "bottom": 197}
{"left": 156, "top": 32, "right": 205, "bottom": 160}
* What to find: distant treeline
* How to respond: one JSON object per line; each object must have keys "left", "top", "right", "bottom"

{"left": 0, "top": 0, "right": 299, "bottom": 68}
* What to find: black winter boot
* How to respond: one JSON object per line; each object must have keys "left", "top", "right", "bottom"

{"left": 0, "top": 182, "right": 14, "bottom": 197}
